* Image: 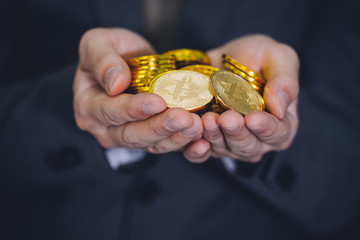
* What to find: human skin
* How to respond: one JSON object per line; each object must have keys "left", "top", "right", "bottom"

{"left": 73, "top": 28, "right": 299, "bottom": 163}
{"left": 185, "top": 35, "right": 300, "bottom": 163}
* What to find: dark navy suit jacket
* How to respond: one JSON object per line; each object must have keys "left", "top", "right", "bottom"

{"left": 1, "top": 0, "right": 360, "bottom": 239}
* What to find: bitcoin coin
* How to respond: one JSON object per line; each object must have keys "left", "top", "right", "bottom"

{"left": 150, "top": 70, "right": 213, "bottom": 112}
{"left": 210, "top": 70, "right": 264, "bottom": 115}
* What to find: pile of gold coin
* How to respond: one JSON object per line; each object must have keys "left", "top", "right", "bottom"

{"left": 126, "top": 54, "right": 177, "bottom": 93}
{"left": 222, "top": 54, "right": 266, "bottom": 94}
{"left": 163, "top": 48, "right": 211, "bottom": 68}
{"left": 125, "top": 49, "right": 266, "bottom": 115}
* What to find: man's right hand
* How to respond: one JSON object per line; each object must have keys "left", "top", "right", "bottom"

{"left": 73, "top": 28, "right": 203, "bottom": 154}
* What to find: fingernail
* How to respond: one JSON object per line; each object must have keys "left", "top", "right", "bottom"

{"left": 105, "top": 67, "right": 121, "bottom": 94}
{"left": 142, "top": 101, "right": 164, "bottom": 115}
{"left": 278, "top": 90, "right": 288, "bottom": 119}
{"left": 165, "top": 115, "right": 182, "bottom": 132}
{"left": 248, "top": 123, "right": 265, "bottom": 134}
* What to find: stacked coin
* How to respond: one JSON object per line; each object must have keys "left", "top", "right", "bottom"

{"left": 162, "top": 49, "right": 211, "bottom": 68}
{"left": 125, "top": 49, "right": 266, "bottom": 116}
{"left": 126, "top": 54, "right": 177, "bottom": 93}
{"left": 222, "top": 54, "right": 266, "bottom": 93}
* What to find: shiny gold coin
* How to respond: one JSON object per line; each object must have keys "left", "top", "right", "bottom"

{"left": 128, "top": 59, "right": 175, "bottom": 64}
{"left": 130, "top": 62, "right": 176, "bottom": 67}
{"left": 127, "top": 54, "right": 175, "bottom": 63}
{"left": 162, "top": 49, "right": 210, "bottom": 67}
{"left": 129, "top": 82, "right": 148, "bottom": 87}
{"left": 223, "top": 62, "right": 264, "bottom": 89}
{"left": 210, "top": 70, "right": 265, "bottom": 115}
{"left": 126, "top": 87, "right": 150, "bottom": 94}
{"left": 131, "top": 67, "right": 175, "bottom": 74}
{"left": 222, "top": 54, "right": 266, "bottom": 85}
{"left": 150, "top": 70, "right": 213, "bottom": 112}
{"left": 180, "top": 65, "right": 220, "bottom": 77}
{"left": 129, "top": 64, "right": 176, "bottom": 71}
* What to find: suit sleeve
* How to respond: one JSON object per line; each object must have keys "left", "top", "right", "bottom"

{"left": 230, "top": 1, "right": 360, "bottom": 235}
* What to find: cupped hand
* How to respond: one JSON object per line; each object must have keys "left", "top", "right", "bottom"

{"left": 184, "top": 35, "right": 299, "bottom": 163}
{"left": 73, "top": 28, "right": 203, "bottom": 154}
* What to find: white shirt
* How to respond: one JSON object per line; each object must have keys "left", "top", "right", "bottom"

{"left": 105, "top": 148, "right": 237, "bottom": 173}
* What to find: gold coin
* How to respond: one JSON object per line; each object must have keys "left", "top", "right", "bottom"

{"left": 210, "top": 70, "right": 264, "bottom": 115}
{"left": 163, "top": 49, "right": 211, "bottom": 67}
{"left": 150, "top": 70, "right": 213, "bottom": 112}
{"left": 222, "top": 54, "right": 266, "bottom": 85}
{"left": 129, "top": 62, "right": 176, "bottom": 68}
{"left": 223, "top": 62, "right": 264, "bottom": 88}
{"left": 128, "top": 59, "right": 175, "bottom": 64}
{"left": 131, "top": 67, "right": 175, "bottom": 74}
{"left": 180, "top": 65, "right": 219, "bottom": 77}
{"left": 127, "top": 54, "right": 175, "bottom": 63}
{"left": 130, "top": 64, "right": 176, "bottom": 71}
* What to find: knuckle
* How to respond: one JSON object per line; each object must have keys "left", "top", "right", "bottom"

{"left": 74, "top": 109, "right": 93, "bottom": 131}
{"left": 75, "top": 116, "right": 90, "bottom": 131}
{"left": 226, "top": 130, "right": 247, "bottom": 141}
{"left": 248, "top": 156, "right": 262, "bottom": 164}
{"left": 243, "top": 140, "right": 259, "bottom": 154}
{"left": 82, "top": 28, "right": 107, "bottom": 42}
{"left": 146, "top": 145, "right": 163, "bottom": 154}
{"left": 276, "top": 140, "right": 292, "bottom": 151}
{"left": 100, "top": 103, "right": 120, "bottom": 125}
{"left": 278, "top": 43, "right": 298, "bottom": 61}
{"left": 232, "top": 140, "right": 260, "bottom": 158}
{"left": 96, "top": 54, "right": 116, "bottom": 70}
{"left": 120, "top": 125, "right": 144, "bottom": 148}
{"left": 97, "top": 137, "right": 115, "bottom": 149}
{"left": 79, "top": 28, "right": 100, "bottom": 54}
{"left": 121, "top": 128, "right": 137, "bottom": 147}
{"left": 125, "top": 101, "right": 146, "bottom": 121}
{"left": 170, "top": 134, "right": 191, "bottom": 147}
{"left": 261, "top": 119, "right": 278, "bottom": 138}
{"left": 73, "top": 95, "right": 88, "bottom": 118}
{"left": 151, "top": 120, "right": 171, "bottom": 137}
{"left": 211, "top": 147, "right": 228, "bottom": 157}
{"left": 96, "top": 131, "right": 116, "bottom": 149}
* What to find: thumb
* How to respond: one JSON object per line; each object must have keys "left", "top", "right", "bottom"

{"left": 78, "top": 28, "right": 156, "bottom": 96}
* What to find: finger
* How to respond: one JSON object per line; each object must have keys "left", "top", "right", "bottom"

{"left": 245, "top": 101, "right": 298, "bottom": 149}
{"left": 78, "top": 28, "right": 155, "bottom": 96}
{"left": 107, "top": 108, "right": 195, "bottom": 148}
{"left": 218, "top": 110, "right": 261, "bottom": 160}
{"left": 150, "top": 113, "right": 203, "bottom": 153}
{"left": 206, "top": 34, "right": 276, "bottom": 70}
{"left": 262, "top": 43, "right": 300, "bottom": 119}
{"left": 202, "top": 112, "right": 227, "bottom": 153}
{"left": 75, "top": 79, "right": 167, "bottom": 126}
{"left": 183, "top": 139, "right": 211, "bottom": 163}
